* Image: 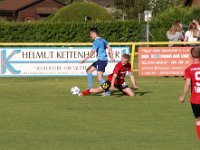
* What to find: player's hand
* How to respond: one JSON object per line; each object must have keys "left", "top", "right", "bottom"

{"left": 179, "top": 96, "right": 185, "bottom": 103}
{"left": 134, "top": 85, "right": 139, "bottom": 90}
{"left": 111, "top": 58, "right": 115, "bottom": 62}
{"left": 109, "top": 86, "right": 114, "bottom": 90}
{"left": 80, "top": 60, "right": 85, "bottom": 64}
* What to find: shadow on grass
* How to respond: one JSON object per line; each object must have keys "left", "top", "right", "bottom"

{"left": 92, "top": 88, "right": 152, "bottom": 97}
{"left": 111, "top": 88, "right": 152, "bottom": 97}
{"left": 111, "top": 91, "right": 152, "bottom": 97}
{"left": 134, "top": 91, "right": 152, "bottom": 96}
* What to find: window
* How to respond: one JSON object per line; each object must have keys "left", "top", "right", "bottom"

{"left": 23, "top": 17, "right": 34, "bottom": 22}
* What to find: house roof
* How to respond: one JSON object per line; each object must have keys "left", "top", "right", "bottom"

{"left": 0, "top": 0, "right": 41, "bottom": 11}
{"left": 36, "top": 7, "right": 58, "bottom": 14}
{"left": 0, "top": 0, "right": 65, "bottom": 11}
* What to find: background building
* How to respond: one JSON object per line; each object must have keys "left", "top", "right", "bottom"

{"left": 0, "top": 0, "right": 65, "bottom": 22}
{"left": 183, "top": 0, "right": 200, "bottom": 6}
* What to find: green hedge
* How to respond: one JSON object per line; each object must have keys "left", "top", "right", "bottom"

{"left": 0, "top": 21, "right": 143, "bottom": 42}
{"left": 48, "top": 2, "right": 113, "bottom": 22}
{"left": 1, "top": 6, "right": 200, "bottom": 43}
{"left": 150, "top": 7, "right": 200, "bottom": 41}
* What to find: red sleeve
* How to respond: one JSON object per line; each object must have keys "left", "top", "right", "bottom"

{"left": 184, "top": 68, "right": 191, "bottom": 80}
{"left": 113, "top": 63, "right": 121, "bottom": 74}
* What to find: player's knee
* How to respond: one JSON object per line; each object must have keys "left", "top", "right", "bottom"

{"left": 97, "top": 76, "right": 101, "bottom": 81}
{"left": 86, "top": 68, "right": 90, "bottom": 73}
{"left": 86, "top": 66, "right": 93, "bottom": 73}
{"left": 124, "top": 89, "right": 135, "bottom": 97}
{"left": 97, "top": 74, "right": 102, "bottom": 81}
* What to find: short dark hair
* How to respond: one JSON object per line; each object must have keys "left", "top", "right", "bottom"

{"left": 175, "top": 20, "right": 182, "bottom": 24}
{"left": 122, "top": 54, "right": 130, "bottom": 61}
{"left": 90, "top": 28, "right": 99, "bottom": 35}
{"left": 191, "top": 47, "right": 200, "bottom": 58}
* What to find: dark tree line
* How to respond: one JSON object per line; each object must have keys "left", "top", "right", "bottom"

{"left": 0, "top": 0, "right": 182, "bottom": 19}
{"left": 113, "top": 0, "right": 149, "bottom": 19}
{"left": 114, "top": 0, "right": 182, "bottom": 19}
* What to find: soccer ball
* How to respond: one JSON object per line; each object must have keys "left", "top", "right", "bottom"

{"left": 71, "top": 86, "right": 80, "bottom": 95}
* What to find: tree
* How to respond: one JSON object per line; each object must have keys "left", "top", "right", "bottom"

{"left": 182, "top": 0, "right": 193, "bottom": 6}
{"left": 48, "top": 2, "right": 113, "bottom": 22}
{"left": 148, "top": 0, "right": 181, "bottom": 14}
{"left": 114, "top": 0, "right": 181, "bottom": 19}
{"left": 114, "top": 0, "right": 149, "bottom": 19}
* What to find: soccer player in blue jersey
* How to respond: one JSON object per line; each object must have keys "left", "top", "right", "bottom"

{"left": 80, "top": 28, "right": 114, "bottom": 94}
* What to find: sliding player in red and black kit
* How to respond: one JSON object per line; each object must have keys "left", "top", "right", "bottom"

{"left": 180, "top": 47, "right": 200, "bottom": 141}
{"left": 79, "top": 54, "right": 138, "bottom": 97}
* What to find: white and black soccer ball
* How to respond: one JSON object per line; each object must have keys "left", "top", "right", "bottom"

{"left": 71, "top": 86, "right": 80, "bottom": 95}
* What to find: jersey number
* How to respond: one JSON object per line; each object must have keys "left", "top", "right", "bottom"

{"left": 195, "top": 71, "right": 200, "bottom": 86}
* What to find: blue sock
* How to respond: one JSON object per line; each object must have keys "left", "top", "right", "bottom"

{"left": 105, "top": 89, "right": 110, "bottom": 94}
{"left": 99, "top": 78, "right": 105, "bottom": 85}
{"left": 87, "top": 73, "right": 93, "bottom": 89}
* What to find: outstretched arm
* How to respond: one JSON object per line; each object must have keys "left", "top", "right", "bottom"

{"left": 109, "top": 74, "right": 117, "bottom": 90}
{"left": 179, "top": 78, "right": 191, "bottom": 103}
{"left": 129, "top": 72, "right": 138, "bottom": 89}
{"left": 80, "top": 50, "right": 95, "bottom": 64}
{"left": 107, "top": 45, "right": 115, "bottom": 62}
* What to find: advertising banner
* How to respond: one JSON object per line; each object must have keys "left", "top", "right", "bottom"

{"left": 138, "top": 47, "right": 192, "bottom": 76}
{"left": 0, "top": 47, "right": 130, "bottom": 77}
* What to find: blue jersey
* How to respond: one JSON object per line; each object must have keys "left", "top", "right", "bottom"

{"left": 92, "top": 37, "right": 109, "bottom": 60}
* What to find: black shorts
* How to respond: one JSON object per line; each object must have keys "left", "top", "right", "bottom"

{"left": 91, "top": 60, "right": 108, "bottom": 72}
{"left": 114, "top": 82, "right": 129, "bottom": 91}
{"left": 101, "top": 80, "right": 129, "bottom": 91}
{"left": 191, "top": 103, "right": 200, "bottom": 118}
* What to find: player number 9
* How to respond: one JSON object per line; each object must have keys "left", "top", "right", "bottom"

{"left": 195, "top": 71, "right": 200, "bottom": 86}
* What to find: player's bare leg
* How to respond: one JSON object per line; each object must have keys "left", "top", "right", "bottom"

{"left": 86, "top": 65, "right": 96, "bottom": 73}
{"left": 122, "top": 87, "right": 135, "bottom": 97}
{"left": 86, "top": 66, "right": 96, "bottom": 89}
{"left": 97, "top": 71, "right": 104, "bottom": 83}
{"left": 79, "top": 86, "right": 104, "bottom": 96}
{"left": 195, "top": 117, "right": 200, "bottom": 140}
{"left": 90, "top": 86, "right": 104, "bottom": 93}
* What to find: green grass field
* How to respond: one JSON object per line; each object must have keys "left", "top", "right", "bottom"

{"left": 0, "top": 75, "right": 199, "bottom": 150}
